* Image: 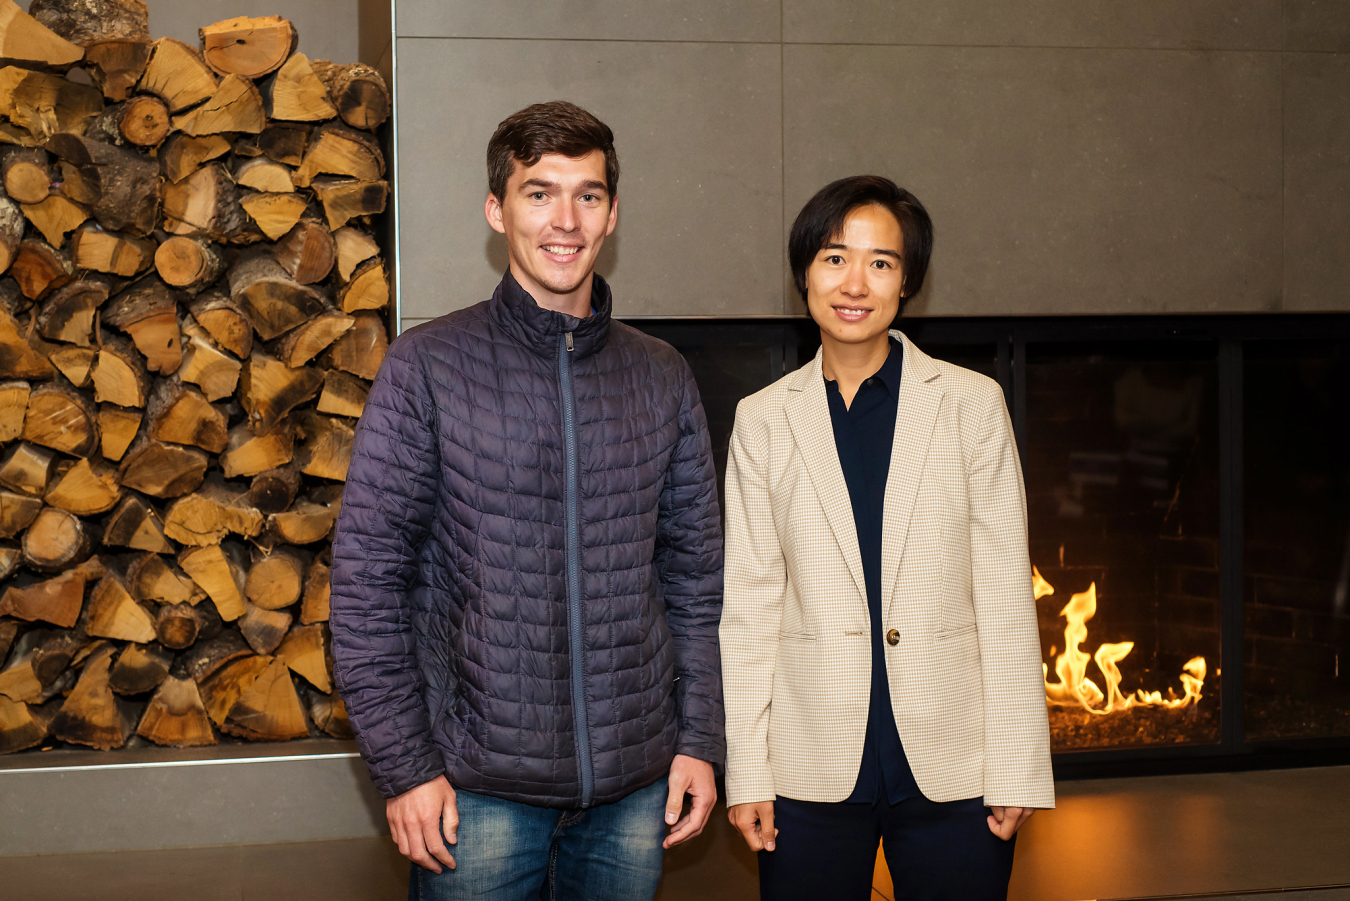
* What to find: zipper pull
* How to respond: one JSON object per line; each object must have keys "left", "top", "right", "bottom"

{"left": 565, "top": 331, "right": 574, "bottom": 352}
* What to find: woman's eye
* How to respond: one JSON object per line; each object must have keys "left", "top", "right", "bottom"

{"left": 872, "top": 260, "right": 891, "bottom": 269}
{"left": 827, "top": 255, "right": 844, "bottom": 264}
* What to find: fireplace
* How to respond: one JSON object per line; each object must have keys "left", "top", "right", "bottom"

{"left": 631, "top": 314, "right": 1350, "bottom": 773}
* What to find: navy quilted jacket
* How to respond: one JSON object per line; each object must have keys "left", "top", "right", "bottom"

{"left": 330, "top": 271, "right": 725, "bottom": 808}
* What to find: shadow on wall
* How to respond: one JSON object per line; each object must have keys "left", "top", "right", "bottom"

{"left": 485, "top": 231, "right": 623, "bottom": 283}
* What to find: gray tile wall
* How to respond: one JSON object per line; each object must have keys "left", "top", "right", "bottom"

{"left": 382, "top": 1, "right": 1348, "bottom": 327}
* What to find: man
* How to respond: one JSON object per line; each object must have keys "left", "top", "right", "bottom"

{"left": 330, "top": 101, "right": 725, "bottom": 901}
{"left": 720, "top": 176, "right": 1053, "bottom": 900}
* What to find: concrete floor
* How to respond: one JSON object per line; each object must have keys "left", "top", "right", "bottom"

{"left": 3, "top": 766, "right": 1349, "bottom": 901}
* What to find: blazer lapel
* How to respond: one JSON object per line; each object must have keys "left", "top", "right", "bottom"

{"left": 881, "top": 332, "right": 944, "bottom": 620}
{"left": 783, "top": 351, "right": 868, "bottom": 603}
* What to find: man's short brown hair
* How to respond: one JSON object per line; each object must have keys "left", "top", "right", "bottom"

{"left": 487, "top": 101, "right": 619, "bottom": 203}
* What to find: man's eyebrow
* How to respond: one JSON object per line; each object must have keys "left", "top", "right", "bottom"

{"left": 823, "top": 242, "right": 902, "bottom": 260}
{"left": 578, "top": 180, "right": 608, "bottom": 193}
{"left": 519, "top": 178, "right": 559, "bottom": 191}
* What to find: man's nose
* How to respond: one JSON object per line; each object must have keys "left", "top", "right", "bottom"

{"left": 552, "top": 201, "right": 580, "bottom": 232}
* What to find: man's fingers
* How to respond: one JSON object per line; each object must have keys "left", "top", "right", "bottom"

{"left": 760, "top": 803, "right": 776, "bottom": 852}
{"left": 664, "top": 775, "right": 688, "bottom": 826}
{"left": 663, "top": 812, "right": 701, "bottom": 848}
{"left": 403, "top": 822, "right": 442, "bottom": 873}
{"left": 422, "top": 817, "right": 456, "bottom": 871}
{"left": 443, "top": 796, "right": 460, "bottom": 846}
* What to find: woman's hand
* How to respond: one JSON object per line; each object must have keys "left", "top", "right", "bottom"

{"left": 986, "top": 806, "right": 1034, "bottom": 840}
{"left": 728, "top": 801, "right": 778, "bottom": 851}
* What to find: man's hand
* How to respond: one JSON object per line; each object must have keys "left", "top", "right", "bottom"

{"left": 662, "top": 754, "right": 716, "bottom": 849}
{"left": 728, "top": 801, "right": 777, "bottom": 852}
{"left": 987, "top": 806, "right": 1034, "bottom": 840}
{"left": 387, "top": 775, "right": 459, "bottom": 872}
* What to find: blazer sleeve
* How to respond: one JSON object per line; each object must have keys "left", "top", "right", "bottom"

{"left": 329, "top": 338, "right": 446, "bottom": 800}
{"left": 720, "top": 402, "right": 787, "bottom": 807}
{"left": 967, "top": 385, "right": 1056, "bottom": 810}
{"left": 654, "top": 360, "right": 726, "bottom": 768}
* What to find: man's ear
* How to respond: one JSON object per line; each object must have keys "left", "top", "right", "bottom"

{"left": 604, "top": 195, "right": 618, "bottom": 237}
{"left": 484, "top": 194, "right": 507, "bottom": 235}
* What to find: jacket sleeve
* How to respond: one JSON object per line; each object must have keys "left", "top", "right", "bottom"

{"left": 719, "top": 401, "right": 785, "bottom": 807}
{"left": 654, "top": 361, "right": 726, "bottom": 768}
{"left": 329, "top": 338, "right": 445, "bottom": 799}
{"left": 967, "top": 384, "right": 1056, "bottom": 810}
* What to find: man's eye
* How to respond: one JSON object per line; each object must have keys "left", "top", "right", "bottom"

{"left": 581, "top": 194, "right": 598, "bottom": 202}
{"left": 530, "top": 192, "right": 546, "bottom": 200}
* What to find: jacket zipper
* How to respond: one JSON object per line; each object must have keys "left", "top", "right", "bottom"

{"left": 559, "top": 329, "right": 593, "bottom": 808}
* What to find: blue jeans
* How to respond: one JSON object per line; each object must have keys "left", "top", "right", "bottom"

{"left": 408, "top": 778, "right": 668, "bottom": 901}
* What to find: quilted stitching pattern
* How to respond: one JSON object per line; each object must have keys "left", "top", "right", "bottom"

{"left": 721, "top": 333, "right": 1054, "bottom": 810}
{"left": 331, "top": 274, "right": 725, "bottom": 806}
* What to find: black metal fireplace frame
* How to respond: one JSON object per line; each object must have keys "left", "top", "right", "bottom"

{"left": 626, "top": 312, "right": 1350, "bottom": 780}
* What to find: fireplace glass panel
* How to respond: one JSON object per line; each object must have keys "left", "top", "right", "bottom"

{"left": 1026, "top": 342, "right": 1222, "bottom": 750}
{"left": 1244, "top": 339, "right": 1350, "bottom": 742}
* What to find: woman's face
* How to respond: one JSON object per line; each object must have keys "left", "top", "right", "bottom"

{"left": 805, "top": 204, "right": 905, "bottom": 349}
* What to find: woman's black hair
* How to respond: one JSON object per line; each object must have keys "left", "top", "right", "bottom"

{"left": 788, "top": 175, "right": 933, "bottom": 310}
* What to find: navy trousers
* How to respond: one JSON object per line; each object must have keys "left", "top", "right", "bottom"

{"left": 757, "top": 794, "right": 1016, "bottom": 901}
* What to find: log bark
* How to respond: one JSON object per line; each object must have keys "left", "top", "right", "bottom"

{"left": 245, "top": 464, "right": 299, "bottom": 514}
{"left": 295, "top": 410, "right": 353, "bottom": 482}
{"left": 22, "top": 381, "right": 99, "bottom": 456}
{"left": 0, "top": 378, "right": 28, "bottom": 440}
{"left": 310, "top": 177, "right": 387, "bottom": 230}
{"left": 101, "top": 494, "right": 171, "bottom": 553}
{"left": 32, "top": 628, "right": 90, "bottom": 686}
{"left": 263, "top": 51, "right": 336, "bottom": 123}
{"left": 86, "top": 573, "right": 154, "bottom": 642}
{"left": 178, "top": 541, "right": 246, "bottom": 621}
{"left": 118, "top": 436, "right": 208, "bottom": 498}
{"left": 221, "top": 420, "right": 293, "bottom": 479}
{"left": 108, "top": 640, "right": 171, "bottom": 694}
{"left": 293, "top": 123, "right": 383, "bottom": 187}
{"left": 171, "top": 74, "right": 265, "bottom": 136}
{"left": 239, "top": 350, "right": 323, "bottom": 433}
{"left": 186, "top": 290, "right": 251, "bottom": 359}
{"left": 10, "top": 239, "right": 73, "bottom": 300}
{"left": 98, "top": 403, "right": 141, "bottom": 461}
{"left": 178, "top": 313, "right": 241, "bottom": 402}
{"left": 154, "top": 601, "right": 216, "bottom": 650}
{"left": 234, "top": 156, "right": 293, "bottom": 193}
{"left": 46, "top": 133, "right": 160, "bottom": 236}
{"left": 333, "top": 226, "right": 379, "bottom": 282}
{"left": 162, "top": 162, "right": 245, "bottom": 240}
{"left": 198, "top": 651, "right": 266, "bottom": 724}
{"left": 22, "top": 506, "right": 94, "bottom": 572}
{"left": 69, "top": 222, "right": 155, "bottom": 277}
{"left": 102, "top": 278, "right": 183, "bottom": 373}
{"left": 238, "top": 601, "right": 290, "bottom": 656}
{"left": 158, "top": 133, "right": 229, "bottom": 184}
{"left": 28, "top": 0, "right": 149, "bottom": 46}
{"left": 222, "top": 654, "right": 306, "bottom": 740}
{"left": 0, "top": 442, "right": 56, "bottom": 496}
{"left": 163, "top": 475, "right": 263, "bottom": 546}
{"left": 273, "top": 308, "right": 353, "bottom": 368}
{"left": 3, "top": 148, "right": 52, "bottom": 204}
{"left": 181, "top": 629, "right": 248, "bottom": 684}
{"left": 276, "top": 622, "right": 330, "bottom": 692}
{"left": 0, "top": 193, "right": 23, "bottom": 276}
{"left": 299, "top": 558, "right": 329, "bottom": 624}
{"left": 136, "top": 674, "right": 215, "bottom": 745}
{"left": 87, "top": 95, "right": 169, "bottom": 147}
{"left": 337, "top": 257, "right": 388, "bottom": 312}
{"left": 146, "top": 377, "right": 227, "bottom": 453}
{"left": 0, "top": 0, "right": 84, "bottom": 71}
{"left": 312, "top": 60, "right": 389, "bottom": 131}
{"left": 45, "top": 457, "right": 121, "bottom": 515}
{"left": 239, "top": 192, "right": 308, "bottom": 242}
{"left": 155, "top": 236, "right": 226, "bottom": 294}
{"left": 138, "top": 37, "right": 215, "bottom": 112}
{"left": 274, "top": 218, "right": 334, "bottom": 284}
{"left": 245, "top": 545, "right": 305, "bottom": 610}
{"left": 322, "top": 309, "right": 386, "bottom": 380}
{"left": 50, "top": 643, "right": 135, "bottom": 749}
{"left": 91, "top": 333, "right": 150, "bottom": 407}
{"left": 20, "top": 193, "right": 87, "bottom": 247}
{"left": 128, "top": 552, "right": 201, "bottom": 606}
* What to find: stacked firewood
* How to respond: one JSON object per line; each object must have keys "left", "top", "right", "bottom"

{"left": 0, "top": 0, "right": 391, "bottom": 753}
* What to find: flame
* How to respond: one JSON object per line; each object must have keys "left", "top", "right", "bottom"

{"left": 1037, "top": 567, "right": 1206, "bottom": 715}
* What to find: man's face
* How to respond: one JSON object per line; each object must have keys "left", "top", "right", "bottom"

{"left": 805, "top": 204, "right": 905, "bottom": 347}
{"left": 485, "top": 150, "right": 618, "bottom": 307}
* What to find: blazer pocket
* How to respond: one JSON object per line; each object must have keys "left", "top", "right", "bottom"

{"left": 933, "top": 623, "right": 977, "bottom": 642}
{"left": 778, "top": 631, "right": 817, "bottom": 641}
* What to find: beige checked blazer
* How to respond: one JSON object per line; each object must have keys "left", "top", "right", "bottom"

{"left": 720, "top": 332, "right": 1055, "bottom": 810}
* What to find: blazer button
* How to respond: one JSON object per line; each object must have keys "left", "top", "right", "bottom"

{"left": 885, "top": 629, "right": 899, "bottom": 646}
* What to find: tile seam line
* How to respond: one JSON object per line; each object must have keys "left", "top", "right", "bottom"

{"left": 0, "top": 752, "right": 361, "bottom": 774}
{"left": 394, "top": 35, "right": 1308, "bottom": 53}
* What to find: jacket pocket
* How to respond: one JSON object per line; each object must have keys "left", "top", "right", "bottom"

{"left": 934, "top": 623, "right": 977, "bottom": 642}
{"left": 778, "top": 631, "right": 817, "bottom": 641}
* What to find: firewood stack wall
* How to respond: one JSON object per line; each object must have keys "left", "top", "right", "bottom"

{"left": 0, "top": 0, "right": 392, "bottom": 753}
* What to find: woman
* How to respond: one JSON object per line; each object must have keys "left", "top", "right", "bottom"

{"left": 720, "top": 176, "right": 1053, "bottom": 900}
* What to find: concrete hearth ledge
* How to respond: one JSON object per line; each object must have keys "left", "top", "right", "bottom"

{"left": 0, "top": 739, "right": 386, "bottom": 857}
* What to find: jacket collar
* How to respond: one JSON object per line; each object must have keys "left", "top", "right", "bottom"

{"left": 489, "top": 267, "right": 613, "bottom": 360}
{"left": 783, "top": 330, "right": 944, "bottom": 612}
